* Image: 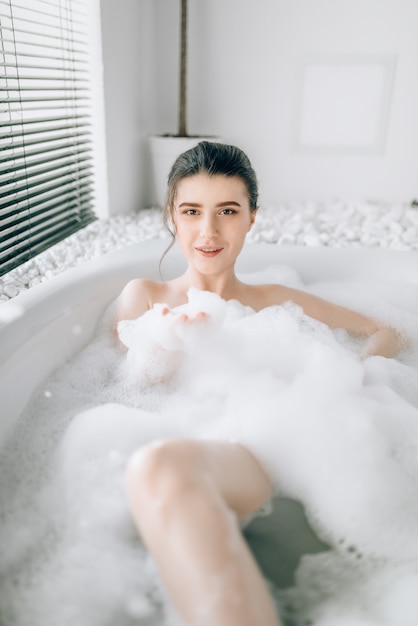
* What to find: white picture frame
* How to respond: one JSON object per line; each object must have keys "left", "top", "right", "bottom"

{"left": 291, "top": 54, "right": 397, "bottom": 155}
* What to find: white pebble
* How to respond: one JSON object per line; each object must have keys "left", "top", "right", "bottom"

{"left": 287, "top": 222, "right": 302, "bottom": 235}
{"left": 389, "top": 222, "right": 403, "bottom": 235}
{"left": 303, "top": 233, "right": 321, "bottom": 246}
{"left": 1, "top": 204, "right": 416, "bottom": 300}
{"left": 402, "top": 227, "right": 417, "bottom": 244}
{"left": 260, "top": 228, "right": 277, "bottom": 243}
{"left": 3, "top": 283, "right": 20, "bottom": 298}
{"left": 279, "top": 233, "right": 296, "bottom": 245}
{"left": 19, "top": 274, "right": 31, "bottom": 286}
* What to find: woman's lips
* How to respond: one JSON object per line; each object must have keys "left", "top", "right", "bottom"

{"left": 195, "top": 247, "right": 224, "bottom": 257}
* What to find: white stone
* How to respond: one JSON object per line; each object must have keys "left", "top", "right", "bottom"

{"left": 19, "top": 273, "right": 31, "bottom": 285}
{"left": 389, "top": 222, "right": 403, "bottom": 235}
{"left": 303, "top": 233, "right": 321, "bottom": 246}
{"left": 402, "top": 227, "right": 417, "bottom": 243}
{"left": 279, "top": 233, "right": 296, "bottom": 245}
{"left": 287, "top": 222, "right": 302, "bottom": 235}
{"left": 3, "top": 283, "right": 20, "bottom": 298}
{"left": 1, "top": 203, "right": 416, "bottom": 300}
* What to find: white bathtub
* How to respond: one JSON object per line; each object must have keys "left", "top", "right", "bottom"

{"left": 1, "top": 239, "right": 417, "bottom": 592}
{"left": 2, "top": 239, "right": 417, "bottom": 448}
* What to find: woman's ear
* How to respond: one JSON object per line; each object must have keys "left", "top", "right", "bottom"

{"left": 248, "top": 208, "right": 258, "bottom": 230}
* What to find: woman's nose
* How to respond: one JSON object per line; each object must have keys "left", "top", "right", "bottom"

{"left": 200, "top": 216, "right": 219, "bottom": 238}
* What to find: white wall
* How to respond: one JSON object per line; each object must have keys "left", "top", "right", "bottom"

{"left": 100, "top": 0, "right": 418, "bottom": 213}
{"left": 100, "top": 0, "right": 158, "bottom": 213}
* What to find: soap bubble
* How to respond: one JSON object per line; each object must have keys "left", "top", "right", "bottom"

{"left": 0, "top": 266, "right": 417, "bottom": 625}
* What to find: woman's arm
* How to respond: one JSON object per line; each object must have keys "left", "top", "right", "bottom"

{"left": 270, "top": 285, "right": 407, "bottom": 359}
{"left": 114, "top": 278, "right": 153, "bottom": 335}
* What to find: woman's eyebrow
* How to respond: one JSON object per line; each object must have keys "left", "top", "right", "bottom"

{"left": 216, "top": 201, "right": 242, "bottom": 208}
{"left": 177, "top": 201, "right": 242, "bottom": 208}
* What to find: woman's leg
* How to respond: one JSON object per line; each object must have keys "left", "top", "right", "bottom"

{"left": 125, "top": 439, "right": 281, "bottom": 626}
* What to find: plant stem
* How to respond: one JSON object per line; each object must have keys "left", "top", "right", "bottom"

{"left": 178, "top": 0, "right": 187, "bottom": 136}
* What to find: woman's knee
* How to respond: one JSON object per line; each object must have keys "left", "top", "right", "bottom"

{"left": 125, "top": 439, "right": 203, "bottom": 514}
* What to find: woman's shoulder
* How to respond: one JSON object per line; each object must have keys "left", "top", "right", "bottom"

{"left": 117, "top": 278, "right": 166, "bottom": 322}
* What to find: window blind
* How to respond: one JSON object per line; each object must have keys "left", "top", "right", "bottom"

{"left": 0, "top": 0, "right": 96, "bottom": 276}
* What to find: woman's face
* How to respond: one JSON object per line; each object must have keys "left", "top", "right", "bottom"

{"left": 172, "top": 173, "right": 256, "bottom": 274}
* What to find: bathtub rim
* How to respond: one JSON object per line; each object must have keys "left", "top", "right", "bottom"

{"left": 1, "top": 239, "right": 417, "bottom": 364}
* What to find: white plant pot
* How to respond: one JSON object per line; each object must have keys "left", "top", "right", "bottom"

{"left": 148, "top": 135, "right": 221, "bottom": 209}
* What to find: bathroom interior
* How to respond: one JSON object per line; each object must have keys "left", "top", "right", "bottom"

{"left": 1, "top": 1, "right": 418, "bottom": 625}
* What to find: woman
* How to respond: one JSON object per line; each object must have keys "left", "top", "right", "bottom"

{"left": 116, "top": 142, "right": 403, "bottom": 626}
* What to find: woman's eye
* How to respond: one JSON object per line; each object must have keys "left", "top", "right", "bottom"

{"left": 220, "top": 208, "right": 236, "bottom": 215}
{"left": 184, "top": 209, "right": 198, "bottom": 215}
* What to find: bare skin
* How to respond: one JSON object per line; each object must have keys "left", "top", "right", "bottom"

{"left": 117, "top": 173, "right": 404, "bottom": 359}
{"left": 126, "top": 439, "right": 278, "bottom": 626}
{"left": 118, "top": 173, "right": 405, "bottom": 626}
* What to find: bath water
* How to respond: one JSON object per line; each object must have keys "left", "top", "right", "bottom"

{"left": 1, "top": 264, "right": 418, "bottom": 626}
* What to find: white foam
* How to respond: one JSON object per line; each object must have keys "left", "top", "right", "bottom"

{"left": 0, "top": 266, "right": 418, "bottom": 625}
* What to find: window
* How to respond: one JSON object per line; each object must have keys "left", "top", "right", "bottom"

{"left": 0, "top": 0, "right": 97, "bottom": 276}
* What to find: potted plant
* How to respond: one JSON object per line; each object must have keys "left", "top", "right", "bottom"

{"left": 149, "top": 0, "right": 220, "bottom": 208}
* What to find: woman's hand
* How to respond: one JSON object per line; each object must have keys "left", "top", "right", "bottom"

{"left": 137, "top": 307, "right": 210, "bottom": 386}
{"left": 156, "top": 306, "right": 209, "bottom": 352}
{"left": 161, "top": 307, "right": 208, "bottom": 322}
{"left": 359, "top": 326, "right": 408, "bottom": 360}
